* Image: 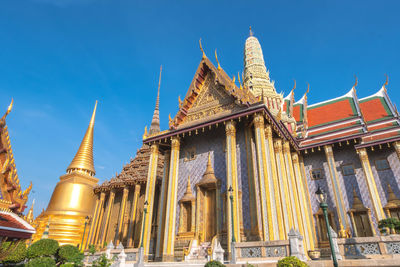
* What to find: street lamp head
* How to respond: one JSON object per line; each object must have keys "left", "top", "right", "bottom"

{"left": 228, "top": 185, "right": 233, "bottom": 193}
{"left": 315, "top": 185, "right": 327, "bottom": 204}
{"left": 144, "top": 200, "right": 148, "bottom": 209}
{"left": 85, "top": 216, "right": 90, "bottom": 223}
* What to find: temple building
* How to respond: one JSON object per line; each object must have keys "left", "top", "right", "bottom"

{"left": 85, "top": 29, "right": 400, "bottom": 262}
{"left": 33, "top": 102, "right": 99, "bottom": 246}
{"left": 0, "top": 100, "right": 35, "bottom": 258}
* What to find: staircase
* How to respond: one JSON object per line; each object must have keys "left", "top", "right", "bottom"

{"left": 174, "top": 239, "right": 190, "bottom": 261}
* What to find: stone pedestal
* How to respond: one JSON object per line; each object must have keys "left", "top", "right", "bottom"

{"left": 288, "top": 228, "right": 306, "bottom": 261}
{"left": 329, "top": 226, "right": 343, "bottom": 260}
{"left": 212, "top": 240, "right": 225, "bottom": 262}
{"left": 106, "top": 241, "right": 115, "bottom": 259}
{"left": 134, "top": 247, "right": 145, "bottom": 267}
{"left": 230, "top": 242, "right": 237, "bottom": 264}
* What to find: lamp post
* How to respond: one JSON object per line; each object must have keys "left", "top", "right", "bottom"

{"left": 228, "top": 186, "right": 236, "bottom": 264}
{"left": 80, "top": 216, "right": 90, "bottom": 251}
{"left": 316, "top": 186, "right": 338, "bottom": 267}
{"left": 140, "top": 200, "right": 148, "bottom": 249}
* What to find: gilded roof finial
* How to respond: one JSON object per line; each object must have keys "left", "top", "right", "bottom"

{"left": 1, "top": 98, "right": 13, "bottom": 126}
{"left": 383, "top": 74, "right": 389, "bottom": 90}
{"left": 249, "top": 26, "right": 253, "bottom": 36}
{"left": 186, "top": 176, "right": 192, "bottom": 194}
{"left": 353, "top": 75, "right": 358, "bottom": 89}
{"left": 292, "top": 80, "right": 296, "bottom": 92}
{"left": 178, "top": 95, "right": 183, "bottom": 107}
{"left": 238, "top": 72, "right": 242, "bottom": 89}
{"left": 149, "top": 65, "right": 162, "bottom": 135}
{"left": 66, "top": 101, "right": 98, "bottom": 175}
{"left": 306, "top": 83, "right": 310, "bottom": 95}
{"left": 26, "top": 199, "right": 35, "bottom": 223}
{"left": 199, "top": 38, "right": 206, "bottom": 59}
{"left": 143, "top": 125, "right": 148, "bottom": 139}
{"left": 215, "top": 49, "right": 221, "bottom": 70}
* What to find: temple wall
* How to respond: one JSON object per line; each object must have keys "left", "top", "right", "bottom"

{"left": 368, "top": 148, "right": 400, "bottom": 206}
{"left": 175, "top": 123, "right": 251, "bottom": 234}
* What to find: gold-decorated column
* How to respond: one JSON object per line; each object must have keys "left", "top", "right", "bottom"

{"left": 273, "top": 139, "right": 293, "bottom": 234}
{"left": 291, "top": 152, "right": 315, "bottom": 251}
{"left": 100, "top": 190, "right": 115, "bottom": 246}
{"left": 127, "top": 184, "right": 141, "bottom": 248}
{"left": 162, "top": 137, "right": 180, "bottom": 262}
{"left": 324, "top": 145, "right": 349, "bottom": 236}
{"left": 357, "top": 148, "right": 386, "bottom": 221}
{"left": 225, "top": 120, "right": 241, "bottom": 252}
{"left": 92, "top": 192, "right": 106, "bottom": 246}
{"left": 141, "top": 143, "right": 160, "bottom": 259}
{"left": 115, "top": 187, "right": 129, "bottom": 245}
{"left": 86, "top": 192, "right": 104, "bottom": 248}
{"left": 265, "top": 125, "right": 284, "bottom": 239}
{"left": 155, "top": 151, "right": 170, "bottom": 260}
{"left": 283, "top": 142, "right": 304, "bottom": 236}
{"left": 253, "top": 114, "right": 275, "bottom": 240}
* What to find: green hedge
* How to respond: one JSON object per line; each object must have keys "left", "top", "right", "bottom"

{"left": 277, "top": 256, "right": 308, "bottom": 267}
{"left": 204, "top": 260, "right": 226, "bottom": 267}
{"left": 1, "top": 241, "right": 26, "bottom": 265}
{"left": 57, "top": 244, "right": 83, "bottom": 265}
{"left": 27, "top": 239, "right": 59, "bottom": 259}
{"left": 26, "top": 256, "right": 56, "bottom": 267}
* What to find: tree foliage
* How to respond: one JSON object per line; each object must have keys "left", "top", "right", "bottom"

{"left": 27, "top": 239, "right": 59, "bottom": 259}
{"left": 57, "top": 245, "right": 84, "bottom": 266}
{"left": 1, "top": 241, "right": 26, "bottom": 265}
{"left": 25, "top": 256, "right": 56, "bottom": 267}
{"left": 204, "top": 260, "right": 226, "bottom": 267}
{"left": 378, "top": 218, "right": 400, "bottom": 234}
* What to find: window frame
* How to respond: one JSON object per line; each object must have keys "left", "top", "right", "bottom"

{"left": 310, "top": 168, "right": 324, "bottom": 180}
{"left": 341, "top": 164, "right": 356, "bottom": 176}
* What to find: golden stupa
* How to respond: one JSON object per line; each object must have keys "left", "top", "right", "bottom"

{"left": 32, "top": 102, "right": 99, "bottom": 246}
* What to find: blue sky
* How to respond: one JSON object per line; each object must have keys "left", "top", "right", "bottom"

{"left": 1, "top": 0, "right": 399, "bottom": 216}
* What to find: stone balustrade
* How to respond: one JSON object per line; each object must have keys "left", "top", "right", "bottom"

{"left": 235, "top": 240, "right": 290, "bottom": 261}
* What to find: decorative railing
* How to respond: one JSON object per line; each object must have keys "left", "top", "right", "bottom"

{"left": 235, "top": 240, "right": 290, "bottom": 260}
{"left": 338, "top": 234, "right": 400, "bottom": 258}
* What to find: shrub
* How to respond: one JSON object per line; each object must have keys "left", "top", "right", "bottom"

{"left": 1, "top": 241, "right": 26, "bottom": 265}
{"left": 88, "top": 244, "right": 97, "bottom": 255}
{"left": 246, "top": 263, "right": 256, "bottom": 267}
{"left": 60, "top": 264, "right": 75, "bottom": 267}
{"left": 91, "top": 254, "right": 113, "bottom": 267}
{"left": 378, "top": 218, "right": 400, "bottom": 234}
{"left": 26, "top": 256, "right": 56, "bottom": 267}
{"left": 27, "top": 238, "right": 59, "bottom": 259}
{"left": 204, "top": 260, "right": 226, "bottom": 267}
{"left": 277, "top": 256, "right": 308, "bottom": 267}
{"left": 57, "top": 244, "right": 83, "bottom": 265}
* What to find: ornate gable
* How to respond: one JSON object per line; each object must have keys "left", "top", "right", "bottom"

{"left": 169, "top": 57, "right": 258, "bottom": 129}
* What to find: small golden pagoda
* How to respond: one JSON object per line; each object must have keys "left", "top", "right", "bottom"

{"left": 32, "top": 101, "right": 99, "bottom": 246}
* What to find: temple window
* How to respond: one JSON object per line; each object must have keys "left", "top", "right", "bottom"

{"left": 310, "top": 169, "right": 324, "bottom": 180}
{"left": 384, "top": 184, "right": 400, "bottom": 219}
{"left": 348, "top": 189, "right": 374, "bottom": 237}
{"left": 375, "top": 159, "right": 390, "bottom": 171}
{"left": 341, "top": 164, "right": 355, "bottom": 176}
{"left": 184, "top": 147, "right": 196, "bottom": 161}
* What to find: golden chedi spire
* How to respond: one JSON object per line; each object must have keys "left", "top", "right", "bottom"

{"left": 26, "top": 199, "right": 35, "bottom": 224}
{"left": 32, "top": 102, "right": 99, "bottom": 246}
{"left": 67, "top": 101, "right": 97, "bottom": 175}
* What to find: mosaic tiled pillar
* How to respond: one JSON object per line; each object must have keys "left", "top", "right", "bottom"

{"left": 115, "top": 187, "right": 129, "bottom": 245}
{"left": 292, "top": 152, "right": 315, "bottom": 251}
{"left": 357, "top": 148, "right": 386, "bottom": 221}
{"left": 283, "top": 142, "right": 304, "bottom": 236}
{"left": 324, "top": 145, "right": 349, "bottom": 236}
{"left": 253, "top": 114, "right": 274, "bottom": 240}
{"left": 127, "top": 184, "right": 141, "bottom": 248}
{"left": 100, "top": 190, "right": 115, "bottom": 246}
{"left": 92, "top": 192, "right": 105, "bottom": 246}
{"left": 155, "top": 151, "right": 170, "bottom": 260}
{"left": 273, "top": 139, "right": 293, "bottom": 234}
{"left": 86, "top": 192, "right": 102, "bottom": 248}
{"left": 225, "top": 121, "right": 241, "bottom": 253}
{"left": 244, "top": 126, "right": 262, "bottom": 239}
{"left": 299, "top": 155, "right": 318, "bottom": 245}
{"left": 162, "top": 137, "right": 180, "bottom": 261}
{"left": 265, "top": 126, "right": 285, "bottom": 239}
{"left": 141, "top": 143, "right": 160, "bottom": 259}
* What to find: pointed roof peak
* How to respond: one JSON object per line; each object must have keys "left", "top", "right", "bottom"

{"left": 67, "top": 101, "right": 97, "bottom": 175}
{"left": 149, "top": 66, "right": 162, "bottom": 135}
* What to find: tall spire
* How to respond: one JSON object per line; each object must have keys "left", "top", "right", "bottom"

{"left": 243, "top": 27, "right": 276, "bottom": 98}
{"left": 149, "top": 65, "right": 162, "bottom": 135}
{"left": 67, "top": 101, "right": 97, "bottom": 176}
